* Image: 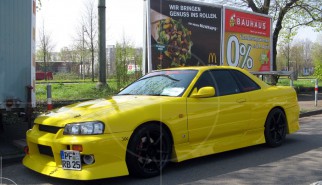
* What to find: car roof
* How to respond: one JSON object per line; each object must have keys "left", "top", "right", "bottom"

{"left": 153, "top": 66, "right": 270, "bottom": 88}
{"left": 155, "top": 66, "right": 246, "bottom": 72}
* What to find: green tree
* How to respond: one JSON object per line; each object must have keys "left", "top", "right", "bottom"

{"left": 133, "top": 48, "right": 143, "bottom": 79}
{"left": 314, "top": 64, "right": 322, "bottom": 80}
{"left": 115, "top": 39, "right": 136, "bottom": 89}
{"left": 312, "top": 41, "right": 322, "bottom": 80}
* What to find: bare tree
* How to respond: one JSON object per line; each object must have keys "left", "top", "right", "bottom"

{"left": 303, "top": 39, "right": 313, "bottom": 65}
{"left": 290, "top": 42, "right": 304, "bottom": 76}
{"left": 81, "top": 0, "right": 98, "bottom": 82}
{"left": 38, "top": 22, "right": 55, "bottom": 80}
{"left": 278, "top": 28, "right": 296, "bottom": 71}
{"left": 276, "top": 47, "right": 287, "bottom": 71}
{"left": 278, "top": 38, "right": 315, "bottom": 76}
{"left": 59, "top": 47, "right": 80, "bottom": 74}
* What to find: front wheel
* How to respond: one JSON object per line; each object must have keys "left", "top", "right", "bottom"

{"left": 126, "top": 124, "right": 172, "bottom": 178}
{"left": 264, "top": 108, "right": 287, "bottom": 147}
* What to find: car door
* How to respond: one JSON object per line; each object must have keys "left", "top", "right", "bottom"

{"left": 187, "top": 69, "right": 252, "bottom": 144}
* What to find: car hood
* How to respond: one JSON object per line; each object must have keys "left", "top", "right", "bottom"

{"left": 35, "top": 95, "right": 174, "bottom": 128}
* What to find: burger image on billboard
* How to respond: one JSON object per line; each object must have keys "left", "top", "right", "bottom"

{"left": 156, "top": 17, "right": 193, "bottom": 67}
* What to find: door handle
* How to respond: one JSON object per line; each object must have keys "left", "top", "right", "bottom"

{"left": 236, "top": 98, "right": 246, "bottom": 103}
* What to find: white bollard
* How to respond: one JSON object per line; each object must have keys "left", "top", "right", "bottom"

{"left": 47, "top": 84, "right": 53, "bottom": 110}
{"left": 315, "top": 79, "right": 318, "bottom": 107}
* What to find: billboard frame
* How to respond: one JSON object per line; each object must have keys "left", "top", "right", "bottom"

{"left": 145, "top": 0, "right": 273, "bottom": 72}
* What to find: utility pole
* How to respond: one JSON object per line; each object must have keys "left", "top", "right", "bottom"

{"left": 287, "top": 28, "right": 292, "bottom": 71}
{"left": 97, "top": 0, "right": 107, "bottom": 88}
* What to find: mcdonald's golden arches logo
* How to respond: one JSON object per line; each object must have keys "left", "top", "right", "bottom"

{"left": 208, "top": 53, "right": 217, "bottom": 65}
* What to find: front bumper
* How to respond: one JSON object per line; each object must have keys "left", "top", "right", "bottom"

{"left": 23, "top": 124, "right": 132, "bottom": 180}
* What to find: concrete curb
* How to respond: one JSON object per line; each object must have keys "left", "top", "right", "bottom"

{"left": 300, "top": 110, "right": 322, "bottom": 118}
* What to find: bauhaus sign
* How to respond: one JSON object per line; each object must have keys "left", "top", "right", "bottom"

{"left": 223, "top": 8, "right": 272, "bottom": 71}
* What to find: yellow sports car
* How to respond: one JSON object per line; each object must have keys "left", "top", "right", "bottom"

{"left": 23, "top": 66, "right": 300, "bottom": 180}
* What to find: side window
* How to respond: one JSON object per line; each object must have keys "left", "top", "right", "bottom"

{"left": 210, "top": 70, "right": 240, "bottom": 96}
{"left": 231, "top": 70, "right": 260, "bottom": 92}
{"left": 194, "top": 71, "right": 216, "bottom": 90}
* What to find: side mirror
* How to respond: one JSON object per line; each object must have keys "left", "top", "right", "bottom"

{"left": 190, "top": 86, "right": 215, "bottom": 98}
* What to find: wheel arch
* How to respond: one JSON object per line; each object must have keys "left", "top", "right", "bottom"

{"left": 266, "top": 106, "right": 290, "bottom": 134}
{"left": 125, "top": 121, "right": 174, "bottom": 177}
{"left": 129, "top": 121, "right": 174, "bottom": 145}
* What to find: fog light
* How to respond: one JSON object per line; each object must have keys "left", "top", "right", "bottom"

{"left": 82, "top": 155, "right": 95, "bottom": 165}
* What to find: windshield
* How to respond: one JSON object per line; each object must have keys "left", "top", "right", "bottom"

{"left": 118, "top": 70, "right": 198, "bottom": 96}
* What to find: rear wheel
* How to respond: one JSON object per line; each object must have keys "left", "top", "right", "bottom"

{"left": 126, "top": 124, "right": 172, "bottom": 178}
{"left": 264, "top": 108, "right": 287, "bottom": 147}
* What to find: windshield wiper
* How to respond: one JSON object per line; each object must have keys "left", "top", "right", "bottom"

{"left": 117, "top": 93, "right": 134, "bottom": 95}
{"left": 140, "top": 74, "right": 180, "bottom": 82}
{"left": 145, "top": 93, "right": 173, "bottom": 96}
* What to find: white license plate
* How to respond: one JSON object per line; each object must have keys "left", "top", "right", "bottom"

{"left": 60, "top": 150, "right": 82, "bottom": 170}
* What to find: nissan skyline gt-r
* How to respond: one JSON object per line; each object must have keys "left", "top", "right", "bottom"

{"left": 23, "top": 66, "right": 300, "bottom": 180}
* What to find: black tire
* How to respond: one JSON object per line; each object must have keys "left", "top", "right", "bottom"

{"left": 126, "top": 124, "right": 172, "bottom": 178}
{"left": 264, "top": 108, "right": 287, "bottom": 147}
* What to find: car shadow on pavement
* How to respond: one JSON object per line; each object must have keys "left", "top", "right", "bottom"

{"left": 17, "top": 131, "right": 321, "bottom": 185}
{"left": 86, "top": 135, "right": 320, "bottom": 185}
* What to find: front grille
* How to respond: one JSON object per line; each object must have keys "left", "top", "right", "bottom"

{"left": 38, "top": 144, "right": 54, "bottom": 157}
{"left": 38, "top": 124, "right": 62, "bottom": 134}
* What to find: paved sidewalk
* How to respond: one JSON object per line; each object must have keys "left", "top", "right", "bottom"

{"left": 1, "top": 92, "right": 321, "bottom": 163}
{"left": 298, "top": 93, "right": 322, "bottom": 117}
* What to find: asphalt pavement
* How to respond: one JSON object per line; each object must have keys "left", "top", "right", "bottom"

{"left": 0, "top": 92, "right": 321, "bottom": 164}
{"left": 1, "top": 113, "right": 322, "bottom": 185}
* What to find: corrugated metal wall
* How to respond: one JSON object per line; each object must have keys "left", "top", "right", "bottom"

{"left": 0, "top": 0, "right": 33, "bottom": 109}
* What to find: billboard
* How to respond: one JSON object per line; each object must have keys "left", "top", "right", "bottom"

{"left": 223, "top": 8, "right": 272, "bottom": 71}
{"left": 149, "top": 0, "right": 222, "bottom": 70}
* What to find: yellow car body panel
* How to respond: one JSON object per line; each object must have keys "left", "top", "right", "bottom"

{"left": 23, "top": 128, "right": 131, "bottom": 179}
{"left": 23, "top": 66, "right": 300, "bottom": 180}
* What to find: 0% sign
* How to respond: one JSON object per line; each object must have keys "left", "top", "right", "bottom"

{"left": 226, "top": 35, "right": 254, "bottom": 69}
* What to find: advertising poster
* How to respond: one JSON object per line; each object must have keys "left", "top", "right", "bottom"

{"left": 150, "top": 0, "right": 222, "bottom": 70}
{"left": 223, "top": 8, "right": 272, "bottom": 71}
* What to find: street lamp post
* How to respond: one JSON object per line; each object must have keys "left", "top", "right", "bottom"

{"left": 287, "top": 28, "right": 292, "bottom": 71}
{"left": 97, "top": 0, "right": 107, "bottom": 88}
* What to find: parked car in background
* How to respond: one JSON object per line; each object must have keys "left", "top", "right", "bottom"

{"left": 23, "top": 66, "right": 300, "bottom": 180}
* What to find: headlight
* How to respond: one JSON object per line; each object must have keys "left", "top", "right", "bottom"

{"left": 63, "top": 121, "right": 105, "bottom": 135}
